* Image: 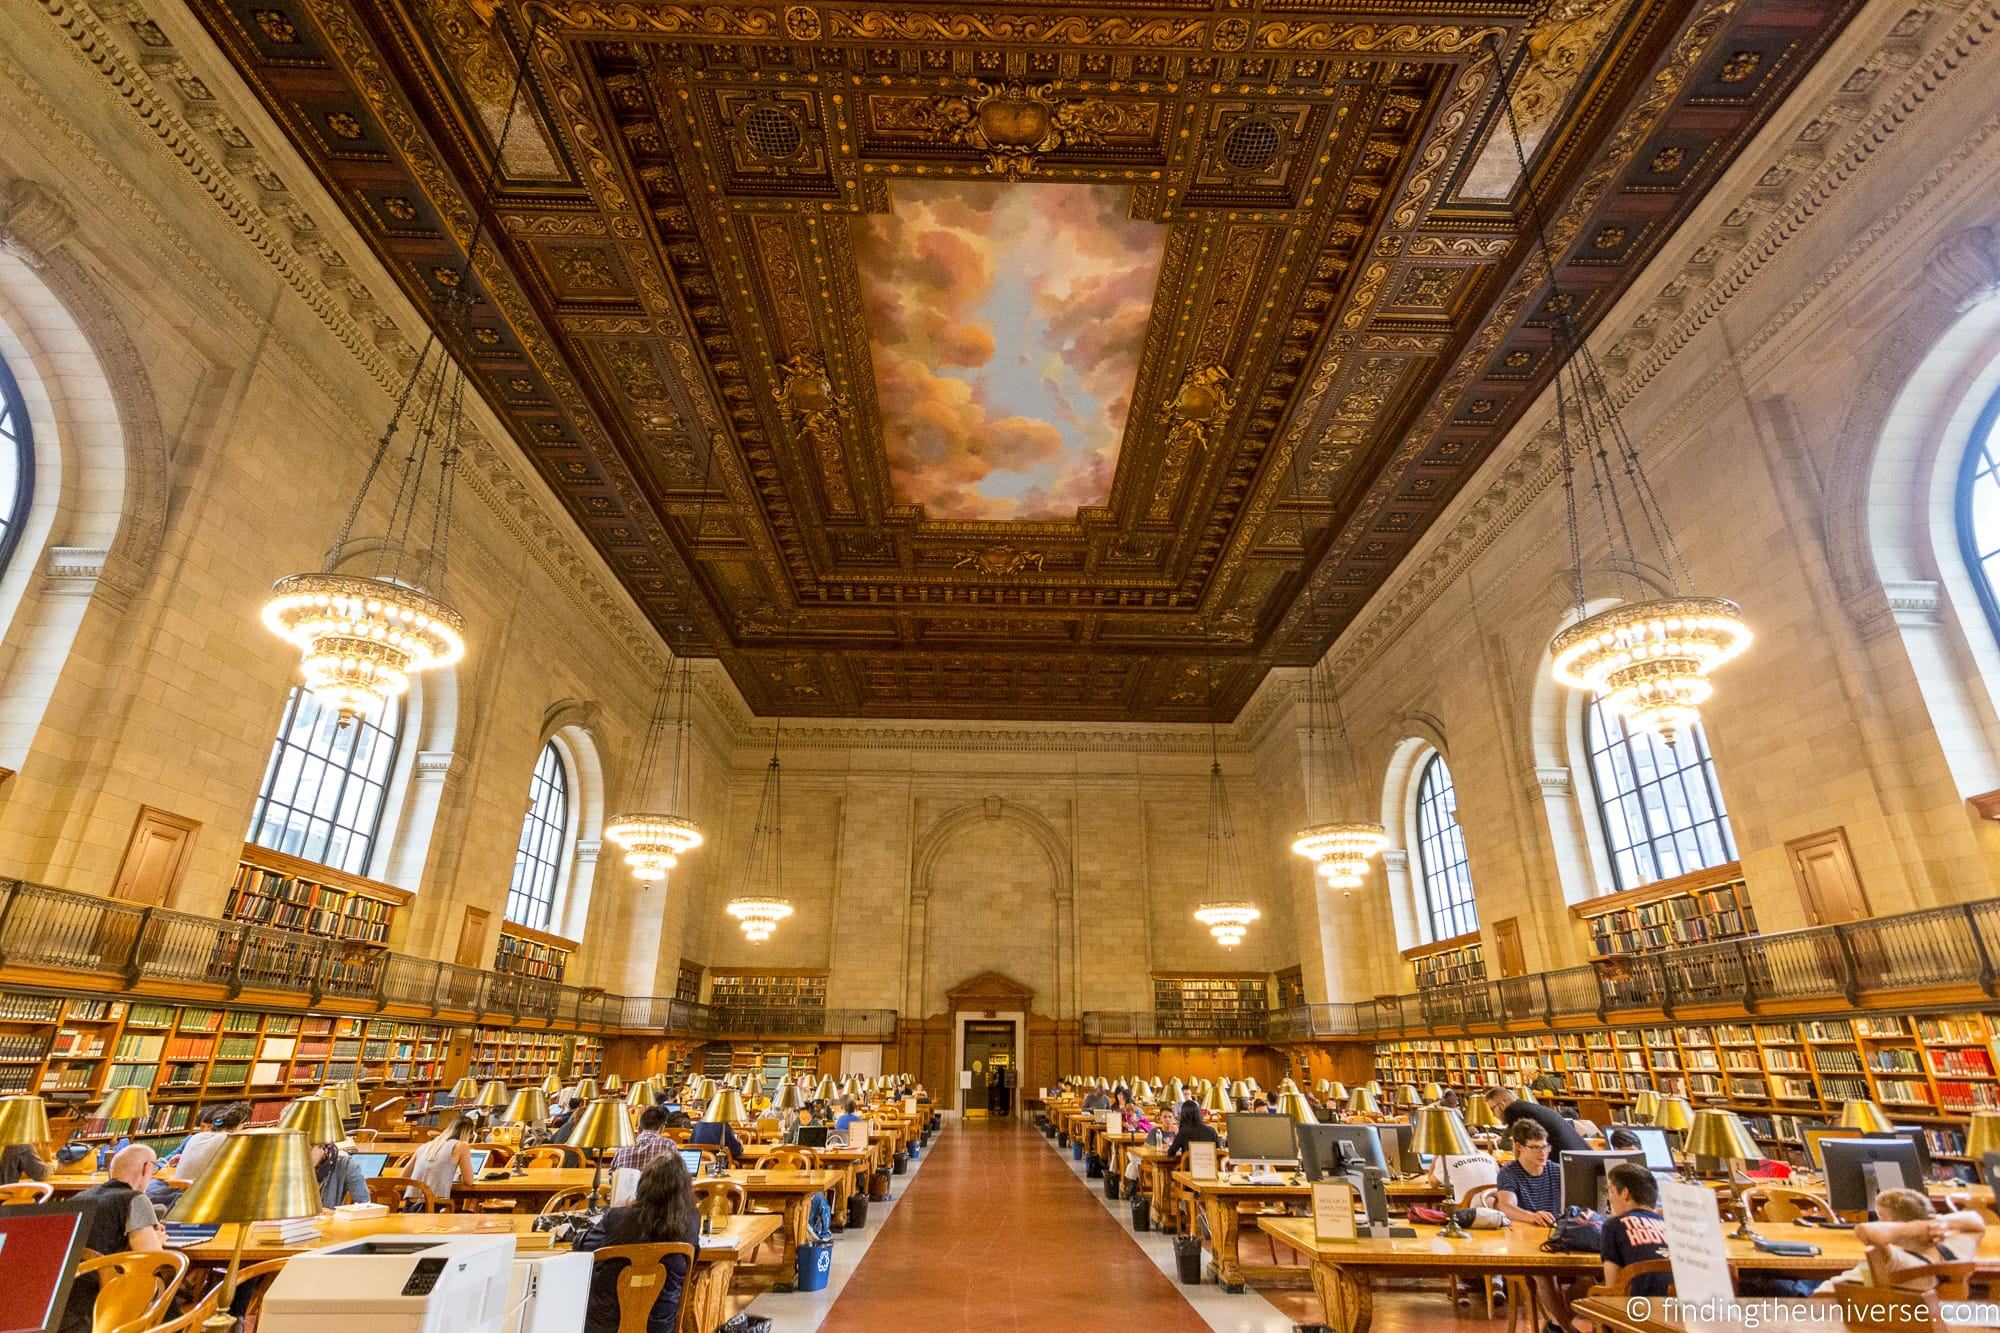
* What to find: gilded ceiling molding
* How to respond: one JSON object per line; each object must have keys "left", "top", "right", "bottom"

{"left": 25, "top": 0, "right": 672, "bottom": 677}
{"left": 1315, "top": 1, "right": 1988, "bottom": 693}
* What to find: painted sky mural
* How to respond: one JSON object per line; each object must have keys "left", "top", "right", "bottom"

{"left": 852, "top": 183, "right": 1165, "bottom": 521}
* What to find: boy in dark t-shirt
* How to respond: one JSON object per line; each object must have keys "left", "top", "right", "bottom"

{"left": 1601, "top": 1162, "right": 1672, "bottom": 1297}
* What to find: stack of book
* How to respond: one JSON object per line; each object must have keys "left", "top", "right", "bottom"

{"left": 252, "top": 1216, "right": 322, "bottom": 1244}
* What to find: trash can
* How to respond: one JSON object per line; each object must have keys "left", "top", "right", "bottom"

{"left": 794, "top": 1240, "right": 833, "bottom": 1292}
{"left": 1104, "top": 1170, "right": 1120, "bottom": 1200}
{"left": 892, "top": 1151, "right": 908, "bottom": 1175}
{"left": 1070, "top": 1140, "right": 1083, "bottom": 1161}
{"left": 1173, "top": 1235, "right": 1203, "bottom": 1285}
{"left": 1085, "top": 1153, "right": 1103, "bottom": 1178}
{"left": 846, "top": 1193, "right": 869, "bottom": 1229}
{"left": 1130, "top": 1197, "right": 1150, "bottom": 1232}
{"left": 868, "top": 1169, "right": 890, "bottom": 1201}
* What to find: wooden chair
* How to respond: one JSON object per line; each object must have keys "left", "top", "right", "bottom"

{"left": 587, "top": 1242, "right": 698, "bottom": 1333}
{"left": 753, "top": 1146, "right": 816, "bottom": 1171}
{"left": 1454, "top": 1185, "right": 1540, "bottom": 1333}
{"left": 1834, "top": 1250, "right": 1980, "bottom": 1332}
{"left": 1741, "top": 1184, "right": 1838, "bottom": 1225}
{"left": 136, "top": 1284, "right": 221, "bottom": 1333}
{"left": 226, "top": 1257, "right": 292, "bottom": 1333}
{"left": 1591, "top": 1259, "right": 1676, "bottom": 1298}
{"left": 75, "top": 1251, "right": 188, "bottom": 1333}
{"left": 539, "top": 1187, "right": 596, "bottom": 1216}
{"left": 350, "top": 1129, "right": 379, "bottom": 1144}
{"left": 752, "top": 1117, "right": 783, "bottom": 1141}
{"left": 693, "top": 1178, "right": 747, "bottom": 1224}
{"left": 516, "top": 1145, "right": 576, "bottom": 1170}
{"left": 468, "top": 1142, "right": 511, "bottom": 1166}
{"left": 0, "top": 1180, "right": 53, "bottom": 1203}
{"left": 368, "top": 1176, "right": 445, "bottom": 1213}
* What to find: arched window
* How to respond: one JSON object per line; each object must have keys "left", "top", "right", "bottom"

{"left": 1414, "top": 754, "right": 1478, "bottom": 940}
{"left": 248, "top": 686, "right": 402, "bottom": 875}
{"left": 505, "top": 741, "right": 571, "bottom": 931}
{"left": 0, "top": 350, "right": 35, "bottom": 576}
{"left": 1585, "top": 697, "right": 1736, "bottom": 890}
{"left": 1956, "top": 388, "right": 2000, "bottom": 645}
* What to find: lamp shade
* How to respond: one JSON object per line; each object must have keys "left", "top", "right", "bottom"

{"left": 1398, "top": 1085, "right": 1419, "bottom": 1107}
{"left": 1412, "top": 1106, "right": 1475, "bottom": 1158}
{"left": 566, "top": 1100, "right": 635, "bottom": 1154}
{"left": 167, "top": 1129, "right": 319, "bottom": 1224}
{"left": 1276, "top": 1090, "right": 1319, "bottom": 1125}
{"left": 316, "top": 1085, "right": 354, "bottom": 1117}
{"left": 1462, "top": 1096, "right": 1500, "bottom": 1130}
{"left": 1652, "top": 1096, "right": 1695, "bottom": 1134}
{"left": 1200, "top": 1082, "right": 1233, "bottom": 1115}
{"left": 95, "top": 1086, "right": 149, "bottom": 1127}
{"left": 574, "top": 1078, "right": 601, "bottom": 1101}
{"left": 1839, "top": 1100, "right": 1894, "bottom": 1135}
{"left": 502, "top": 1089, "right": 550, "bottom": 1126}
{"left": 771, "top": 1083, "right": 806, "bottom": 1112}
{"left": 603, "top": 1074, "right": 624, "bottom": 1094}
{"left": 1348, "top": 1086, "right": 1383, "bottom": 1116}
{"left": 1967, "top": 1110, "right": 2000, "bottom": 1161}
{"left": 1685, "top": 1109, "right": 1762, "bottom": 1165}
{"left": 475, "top": 1081, "right": 509, "bottom": 1110}
{"left": 626, "top": 1083, "right": 651, "bottom": 1107}
{"left": 0, "top": 1095, "right": 51, "bottom": 1148}
{"left": 450, "top": 1077, "right": 479, "bottom": 1101}
{"left": 1633, "top": 1089, "right": 1661, "bottom": 1123}
{"left": 814, "top": 1076, "right": 838, "bottom": 1101}
{"left": 541, "top": 1073, "right": 563, "bottom": 1096}
{"left": 1364, "top": 1080, "right": 1383, "bottom": 1097}
{"left": 1510, "top": 1085, "right": 1538, "bottom": 1106}
{"left": 705, "top": 1087, "right": 748, "bottom": 1124}
{"left": 1420, "top": 1082, "right": 1445, "bottom": 1104}
{"left": 1326, "top": 1082, "right": 1349, "bottom": 1104}
{"left": 275, "top": 1096, "right": 345, "bottom": 1145}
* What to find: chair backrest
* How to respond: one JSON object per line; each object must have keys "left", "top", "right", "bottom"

{"left": 467, "top": 1142, "right": 511, "bottom": 1165}
{"left": 1864, "top": 1247, "right": 1977, "bottom": 1299}
{"left": 1441, "top": 1155, "right": 1499, "bottom": 1198}
{"left": 518, "top": 1146, "right": 574, "bottom": 1170}
{"left": 368, "top": 1176, "right": 443, "bottom": 1212}
{"left": 1456, "top": 1183, "right": 1501, "bottom": 1211}
{"left": 588, "top": 1241, "right": 697, "bottom": 1333}
{"left": 693, "top": 1179, "right": 747, "bottom": 1222}
{"left": 351, "top": 1129, "right": 379, "bottom": 1143}
{"left": 754, "top": 1147, "right": 815, "bottom": 1171}
{"left": 0, "top": 1181, "right": 53, "bottom": 1203}
{"left": 1600, "top": 1259, "right": 1675, "bottom": 1297}
{"left": 139, "top": 1282, "right": 222, "bottom": 1333}
{"left": 224, "top": 1258, "right": 292, "bottom": 1333}
{"left": 1742, "top": 1185, "right": 1836, "bottom": 1224}
{"left": 753, "top": 1117, "right": 783, "bottom": 1140}
{"left": 76, "top": 1250, "right": 189, "bottom": 1333}
{"left": 539, "top": 1187, "right": 596, "bottom": 1216}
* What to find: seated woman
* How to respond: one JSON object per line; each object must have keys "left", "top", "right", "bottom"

{"left": 1164, "top": 1101, "right": 1219, "bottom": 1160}
{"left": 1816, "top": 1188, "right": 1987, "bottom": 1293}
{"left": 404, "top": 1111, "right": 476, "bottom": 1207}
{"left": 576, "top": 1154, "right": 701, "bottom": 1333}
{"left": 314, "top": 1140, "right": 370, "bottom": 1208}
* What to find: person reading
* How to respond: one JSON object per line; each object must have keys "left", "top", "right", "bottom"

{"left": 575, "top": 1154, "right": 701, "bottom": 1333}
{"left": 1601, "top": 1163, "right": 1670, "bottom": 1296}
{"left": 1494, "top": 1121, "right": 1576, "bottom": 1332}
{"left": 1483, "top": 1085, "right": 1588, "bottom": 1156}
{"left": 313, "top": 1139, "right": 370, "bottom": 1208}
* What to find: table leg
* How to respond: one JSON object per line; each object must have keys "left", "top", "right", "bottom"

{"left": 1205, "top": 1197, "right": 1244, "bottom": 1292}
{"left": 678, "top": 1256, "right": 736, "bottom": 1333}
{"left": 1309, "top": 1259, "right": 1372, "bottom": 1333}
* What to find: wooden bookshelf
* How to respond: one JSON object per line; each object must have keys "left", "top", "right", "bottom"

{"left": 1575, "top": 862, "right": 1755, "bottom": 958}
{"left": 227, "top": 845, "right": 411, "bottom": 950}
{"left": 1274, "top": 966, "right": 1306, "bottom": 1011}
{"left": 1153, "top": 974, "right": 1267, "bottom": 1039}
{"left": 1404, "top": 933, "right": 1486, "bottom": 989}
{"left": 469, "top": 1027, "right": 601, "bottom": 1083}
{"left": 707, "top": 971, "right": 827, "bottom": 1013}
{"left": 675, "top": 959, "right": 704, "bottom": 1004}
{"left": 707, "top": 1042, "right": 822, "bottom": 1089}
{"left": 1372, "top": 1005, "right": 2000, "bottom": 1179}
{"left": 493, "top": 922, "right": 575, "bottom": 983}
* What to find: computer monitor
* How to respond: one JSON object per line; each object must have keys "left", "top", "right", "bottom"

{"left": 795, "top": 1125, "right": 830, "bottom": 1149}
{"left": 1802, "top": 1126, "right": 1851, "bottom": 1171}
{"left": 1888, "top": 1126, "right": 1935, "bottom": 1180}
{"left": 1823, "top": 1137, "right": 1924, "bottom": 1217}
{"left": 1561, "top": 1150, "right": 1644, "bottom": 1214}
{"left": 1374, "top": 1121, "right": 1424, "bottom": 1176}
{"left": 0, "top": 1203, "right": 89, "bottom": 1333}
{"left": 347, "top": 1151, "right": 389, "bottom": 1179}
{"left": 1321, "top": 1124, "right": 1389, "bottom": 1175}
{"left": 1296, "top": 1124, "right": 1356, "bottom": 1182}
{"left": 468, "top": 1148, "right": 492, "bottom": 1175}
{"left": 1607, "top": 1125, "right": 1676, "bottom": 1172}
{"left": 1223, "top": 1112, "right": 1300, "bottom": 1169}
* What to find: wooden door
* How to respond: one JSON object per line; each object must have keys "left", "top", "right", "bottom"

{"left": 110, "top": 807, "right": 199, "bottom": 906}
{"left": 1492, "top": 917, "right": 1526, "bottom": 978}
{"left": 454, "top": 905, "right": 491, "bottom": 969}
{"left": 1787, "top": 828, "right": 1870, "bottom": 925}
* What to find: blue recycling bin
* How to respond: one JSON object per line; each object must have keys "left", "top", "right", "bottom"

{"left": 1071, "top": 1140, "right": 1082, "bottom": 1160}
{"left": 795, "top": 1240, "right": 834, "bottom": 1292}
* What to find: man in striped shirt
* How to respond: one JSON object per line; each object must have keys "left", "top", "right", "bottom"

{"left": 612, "top": 1106, "right": 680, "bottom": 1173}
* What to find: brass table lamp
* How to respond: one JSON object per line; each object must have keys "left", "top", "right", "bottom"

{"left": 1200, "top": 1082, "right": 1233, "bottom": 1116}
{"left": 1463, "top": 1096, "right": 1500, "bottom": 1131}
{"left": 771, "top": 1082, "right": 806, "bottom": 1113}
{"left": 475, "top": 1080, "right": 509, "bottom": 1111}
{"left": 1685, "top": 1109, "right": 1763, "bottom": 1230}
{"left": 502, "top": 1088, "right": 550, "bottom": 1128}
{"left": 574, "top": 1078, "right": 602, "bottom": 1101}
{"left": 449, "top": 1076, "right": 479, "bottom": 1102}
{"left": 1411, "top": 1107, "right": 1476, "bottom": 1237}
{"left": 1511, "top": 1085, "right": 1538, "bottom": 1106}
{"left": 0, "top": 1095, "right": 51, "bottom": 1163}
{"left": 567, "top": 1100, "right": 635, "bottom": 1208}
{"left": 814, "top": 1075, "right": 838, "bottom": 1101}
{"left": 603, "top": 1074, "right": 624, "bottom": 1094}
{"left": 1398, "top": 1084, "right": 1420, "bottom": 1109}
{"left": 168, "top": 1128, "right": 319, "bottom": 1332}
{"left": 1632, "top": 1089, "right": 1661, "bottom": 1123}
{"left": 275, "top": 1096, "right": 344, "bottom": 1146}
{"left": 95, "top": 1086, "right": 149, "bottom": 1132}
{"left": 1652, "top": 1096, "right": 1694, "bottom": 1137}
{"left": 540, "top": 1072, "right": 563, "bottom": 1096}
{"left": 1348, "top": 1086, "right": 1383, "bottom": 1117}
{"left": 1966, "top": 1110, "right": 2000, "bottom": 1162}
{"left": 705, "top": 1086, "right": 748, "bottom": 1125}
{"left": 626, "top": 1082, "right": 651, "bottom": 1107}
{"left": 1839, "top": 1100, "right": 1894, "bottom": 1135}
{"left": 1419, "top": 1082, "right": 1445, "bottom": 1105}
{"left": 1276, "top": 1090, "right": 1319, "bottom": 1126}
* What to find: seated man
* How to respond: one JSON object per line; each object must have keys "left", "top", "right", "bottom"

{"left": 612, "top": 1106, "right": 679, "bottom": 1173}
{"left": 1601, "top": 1163, "right": 1671, "bottom": 1296}
{"left": 1816, "top": 1188, "right": 1987, "bottom": 1293}
{"left": 1484, "top": 1084, "right": 1589, "bottom": 1156}
{"left": 1495, "top": 1121, "right": 1578, "bottom": 1332}
{"left": 689, "top": 1115, "right": 744, "bottom": 1162}
{"left": 65, "top": 1145, "right": 166, "bottom": 1333}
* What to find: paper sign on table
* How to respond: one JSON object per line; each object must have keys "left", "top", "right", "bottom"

{"left": 1658, "top": 1176, "right": 1735, "bottom": 1307}
{"left": 904, "top": 1097, "right": 918, "bottom": 1116}
{"left": 1189, "top": 1142, "right": 1219, "bottom": 1179}
{"left": 959, "top": 1070, "right": 973, "bottom": 1089}
{"left": 1311, "top": 1181, "right": 1356, "bottom": 1241}
{"left": 1105, "top": 1112, "right": 1122, "bottom": 1135}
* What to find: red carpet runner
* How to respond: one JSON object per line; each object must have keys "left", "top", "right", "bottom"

{"left": 819, "top": 1117, "right": 1208, "bottom": 1328}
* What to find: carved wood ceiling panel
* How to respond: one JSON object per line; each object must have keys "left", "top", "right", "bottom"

{"left": 188, "top": 0, "right": 1861, "bottom": 719}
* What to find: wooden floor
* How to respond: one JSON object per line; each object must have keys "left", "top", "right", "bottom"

{"left": 819, "top": 1115, "right": 1209, "bottom": 1329}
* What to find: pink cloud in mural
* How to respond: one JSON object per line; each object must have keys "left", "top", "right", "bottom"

{"left": 851, "top": 183, "right": 1164, "bottom": 521}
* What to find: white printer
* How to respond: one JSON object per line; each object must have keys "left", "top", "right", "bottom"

{"left": 261, "top": 1235, "right": 516, "bottom": 1333}
{"left": 504, "top": 1250, "right": 593, "bottom": 1333}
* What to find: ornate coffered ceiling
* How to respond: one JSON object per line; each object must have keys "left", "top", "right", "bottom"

{"left": 185, "top": 0, "right": 1859, "bottom": 719}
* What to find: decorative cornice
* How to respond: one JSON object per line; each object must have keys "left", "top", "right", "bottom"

{"left": 413, "top": 749, "right": 464, "bottom": 780}
{"left": 39, "top": 545, "right": 106, "bottom": 597}
{"left": 1529, "top": 766, "right": 1573, "bottom": 799}
{"left": 1882, "top": 578, "right": 1945, "bottom": 628}
{"left": 0, "top": 178, "right": 74, "bottom": 267}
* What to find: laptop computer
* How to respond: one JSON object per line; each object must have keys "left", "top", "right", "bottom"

{"left": 796, "top": 1125, "right": 830, "bottom": 1148}
{"left": 469, "top": 1148, "right": 492, "bottom": 1174}
{"left": 347, "top": 1151, "right": 389, "bottom": 1179}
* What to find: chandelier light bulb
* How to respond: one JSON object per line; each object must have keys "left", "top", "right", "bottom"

{"left": 1194, "top": 902, "right": 1260, "bottom": 948}
{"left": 727, "top": 897, "right": 793, "bottom": 942}
{"left": 1292, "top": 821, "right": 1388, "bottom": 894}
{"left": 603, "top": 812, "right": 704, "bottom": 881}
{"left": 262, "top": 573, "right": 465, "bottom": 722}
{"left": 1551, "top": 596, "right": 1752, "bottom": 744}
